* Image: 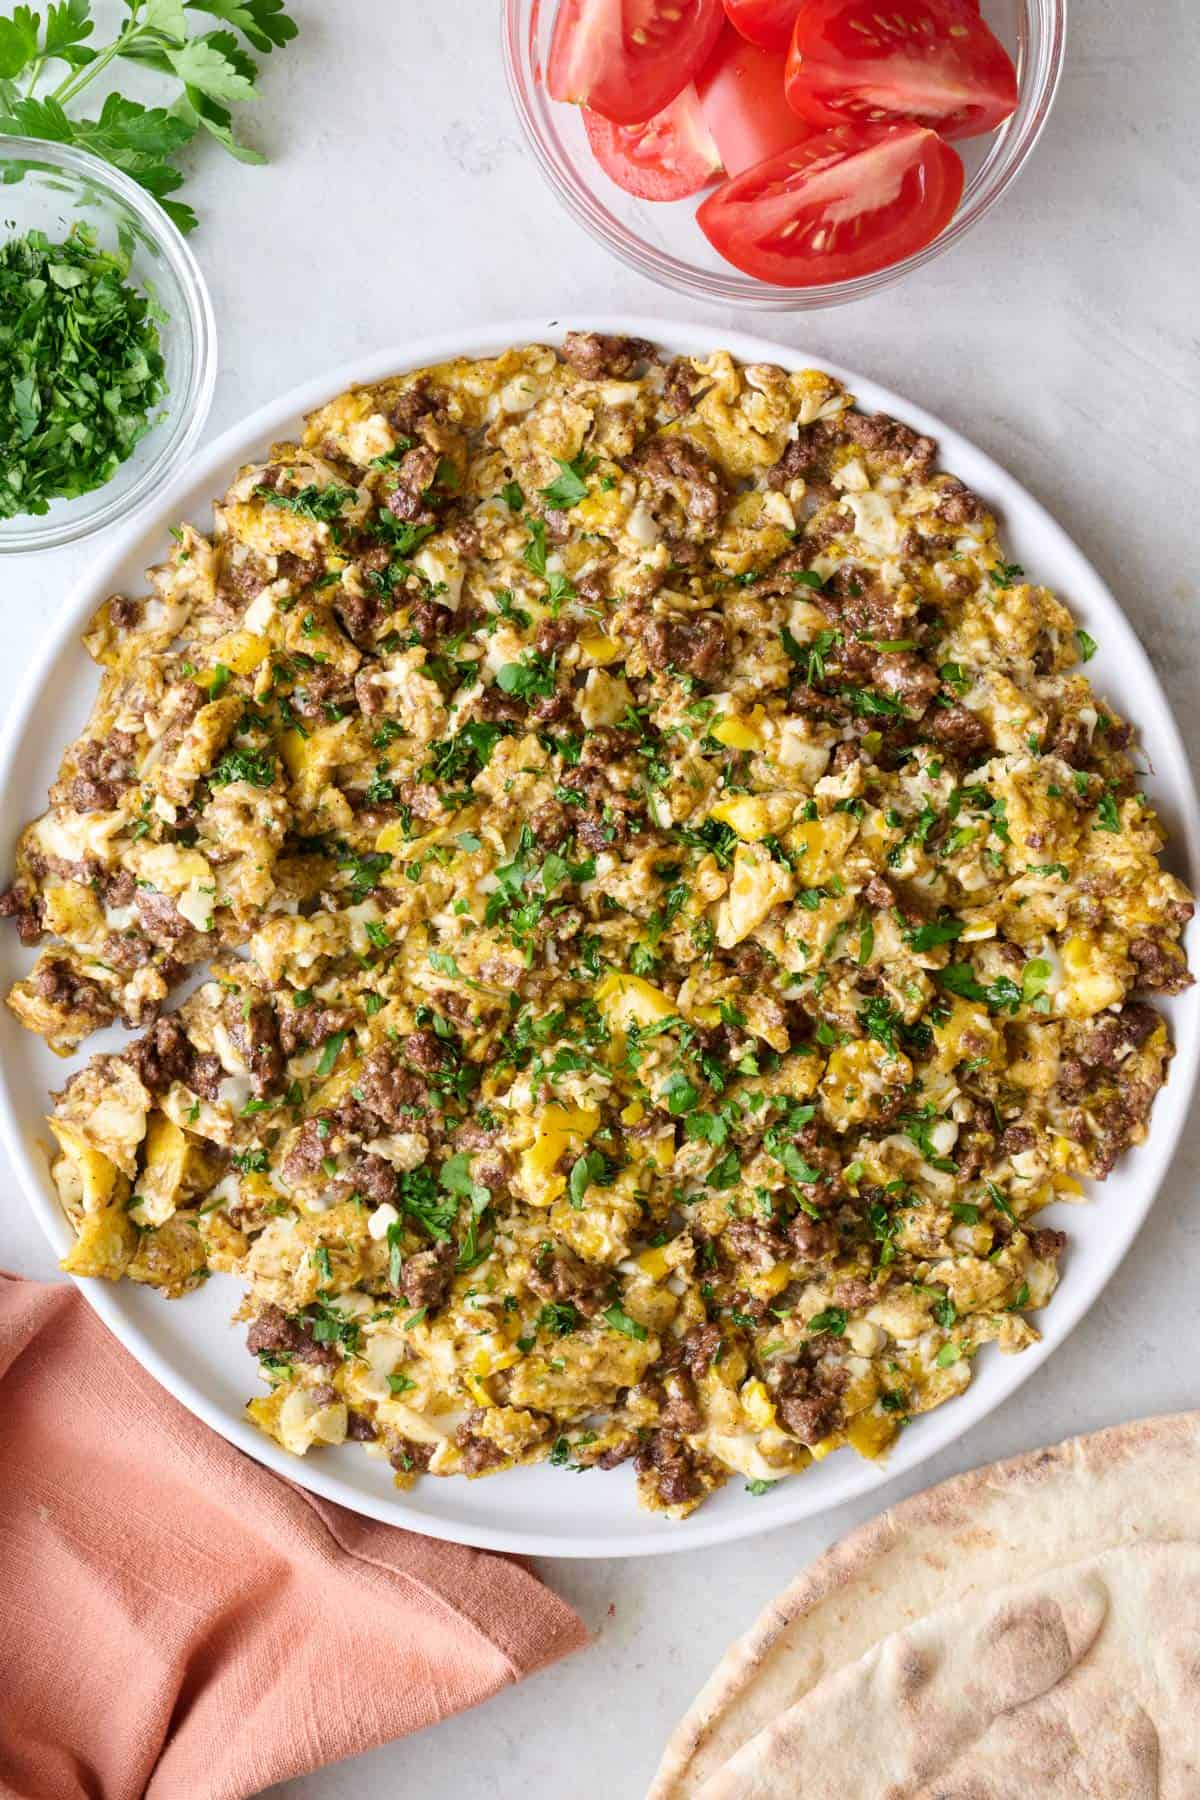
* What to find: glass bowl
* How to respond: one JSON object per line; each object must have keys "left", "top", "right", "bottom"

{"left": 502, "top": 0, "right": 1067, "bottom": 309}
{"left": 0, "top": 137, "right": 216, "bottom": 553}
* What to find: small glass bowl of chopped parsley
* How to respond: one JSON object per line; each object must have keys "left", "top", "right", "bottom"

{"left": 0, "top": 136, "right": 215, "bottom": 553}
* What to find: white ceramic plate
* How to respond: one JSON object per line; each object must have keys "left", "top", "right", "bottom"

{"left": 2, "top": 320, "right": 1196, "bottom": 1558}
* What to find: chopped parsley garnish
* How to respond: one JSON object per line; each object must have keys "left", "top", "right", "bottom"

{"left": 1021, "top": 958, "right": 1053, "bottom": 1007}
{"left": 674, "top": 817, "right": 738, "bottom": 869}
{"left": 423, "top": 722, "right": 506, "bottom": 784}
{"left": 936, "top": 963, "right": 1023, "bottom": 1014}
{"left": 706, "top": 1148, "right": 741, "bottom": 1190}
{"left": 0, "top": 224, "right": 167, "bottom": 520}
{"left": 838, "top": 685, "right": 904, "bottom": 719}
{"left": 495, "top": 652, "right": 556, "bottom": 702}
{"left": 859, "top": 996, "right": 902, "bottom": 1055}
{"left": 900, "top": 1105, "right": 957, "bottom": 1173}
{"left": 1094, "top": 788, "right": 1121, "bottom": 833}
{"left": 568, "top": 1148, "right": 615, "bottom": 1208}
{"left": 255, "top": 481, "right": 355, "bottom": 523}
{"left": 395, "top": 1166, "right": 458, "bottom": 1241}
{"left": 209, "top": 745, "right": 276, "bottom": 788}
{"left": 903, "top": 915, "right": 965, "bottom": 952}
{"left": 807, "top": 1307, "right": 847, "bottom": 1337}
{"left": 662, "top": 1070, "right": 700, "bottom": 1115}
{"left": 522, "top": 517, "right": 549, "bottom": 576}
{"left": 602, "top": 1301, "right": 647, "bottom": 1341}
{"left": 536, "top": 1301, "right": 582, "bottom": 1337}
{"left": 539, "top": 453, "right": 593, "bottom": 510}
{"left": 986, "top": 1181, "right": 1016, "bottom": 1222}
{"left": 337, "top": 849, "right": 391, "bottom": 901}
{"left": 232, "top": 1148, "right": 269, "bottom": 1174}
{"left": 314, "top": 1031, "right": 347, "bottom": 1078}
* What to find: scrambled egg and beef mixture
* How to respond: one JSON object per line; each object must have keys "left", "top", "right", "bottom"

{"left": 3, "top": 333, "right": 1192, "bottom": 1515}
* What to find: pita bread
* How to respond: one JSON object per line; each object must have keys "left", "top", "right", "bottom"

{"left": 652, "top": 1412, "right": 1200, "bottom": 1798}
{"left": 700, "top": 1542, "right": 1200, "bottom": 1798}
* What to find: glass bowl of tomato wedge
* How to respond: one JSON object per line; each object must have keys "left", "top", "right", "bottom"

{"left": 502, "top": 0, "right": 1066, "bottom": 305}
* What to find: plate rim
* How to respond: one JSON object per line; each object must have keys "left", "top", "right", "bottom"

{"left": 3, "top": 314, "right": 1196, "bottom": 1559}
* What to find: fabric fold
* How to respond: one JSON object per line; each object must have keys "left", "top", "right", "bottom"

{"left": 0, "top": 1272, "right": 586, "bottom": 1800}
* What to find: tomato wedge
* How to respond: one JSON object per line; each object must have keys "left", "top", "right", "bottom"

{"left": 721, "top": 0, "right": 802, "bottom": 51}
{"left": 548, "top": 0, "right": 726, "bottom": 126}
{"left": 583, "top": 87, "right": 723, "bottom": 200}
{"left": 784, "top": 0, "right": 1018, "bottom": 141}
{"left": 696, "top": 28, "right": 811, "bottom": 176}
{"left": 696, "top": 124, "right": 964, "bottom": 285}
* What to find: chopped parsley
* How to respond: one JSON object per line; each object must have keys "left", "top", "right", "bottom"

{"left": 0, "top": 225, "right": 167, "bottom": 521}
{"left": 314, "top": 1031, "right": 347, "bottom": 1078}
{"left": 936, "top": 963, "right": 1023, "bottom": 1015}
{"left": 602, "top": 1301, "right": 647, "bottom": 1341}
{"left": 568, "top": 1148, "right": 615, "bottom": 1209}
{"left": 807, "top": 1307, "right": 847, "bottom": 1337}
{"left": 495, "top": 652, "right": 556, "bottom": 702}
{"left": 903, "top": 915, "right": 965, "bottom": 952}
{"left": 209, "top": 746, "right": 276, "bottom": 788}
{"left": 255, "top": 481, "right": 355, "bottom": 523}
{"left": 1094, "top": 788, "right": 1121, "bottom": 833}
{"left": 539, "top": 453, "right": 593, "bottom": 510}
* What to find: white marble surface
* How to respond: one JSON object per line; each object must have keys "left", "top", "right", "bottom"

{"left": 1, "top": 1, "right": 1197, "bottom": 1795}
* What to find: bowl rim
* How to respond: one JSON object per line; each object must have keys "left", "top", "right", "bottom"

{"left": 0, "top": 134, "right": 218, "bottom": 554}
{"left": 501, "top": 0, "right": 1069, "bottom": 309}
{"left": 2, "top": 314, "right": 1194, "bottom": 1559}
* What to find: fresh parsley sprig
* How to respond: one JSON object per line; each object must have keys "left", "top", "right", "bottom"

{"left": 0, "top": 0, "right": 299, "bottom": 233}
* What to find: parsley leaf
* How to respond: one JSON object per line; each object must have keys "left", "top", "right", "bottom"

{"left": 395, "top": 1167, "right": 457, "bottom": 1241}
{"left": 936, "top": 963, "right": 1023, "bottom": 1014}
{"left": 1021, "top": 958, "right": 1053, "bottom": 1005}
{"left": 859, "top": 996, "right": 904, "bottom": 1055}
{"left": 807, "top": 1307, "right": 847, "bottom": 1336}
{"left": 539, "top": 454, "right": 592, "bottom": 510}
{"left": 209, "top": 745, "right": 276, "bottom": 787}
{"left": 662, "top": 1070, "right": 699, "bottom": 1115}
{"left": 568, "top": 1148, "right": 615, "bottom": 1209}
{"left": 255, "top": 482, "right": 355, "bottom": 523}
{"left": 439, "top": 1151, "right": 490, "bottom": 1213}
{"left": 1094, "top": 788, "right": 1121, "bottom": 833}
{"left": 602, "top": 1301, "right": 647, "bottom": 1341}
{"left": 903, "top": 915, "right": 965, "bottom": 952}
{"left": 0, "top": 2, "right": 299, "bottom": 230}
{"left": 495, "top": 652, "right": 556, "bottom": 702}
{"left": 314, "top": 1031, "right": 346, "bottom": 1078}
{"left": 189, "top": 0, "right": 299, "bottom": 55}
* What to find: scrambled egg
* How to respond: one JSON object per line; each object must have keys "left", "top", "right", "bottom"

{"left": 5, "top": 332, "right": 1191, "bottom": 1517}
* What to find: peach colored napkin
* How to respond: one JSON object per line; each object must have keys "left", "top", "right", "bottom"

{"left": 0, "top": 1272, "right": 587, "bottom": 1800}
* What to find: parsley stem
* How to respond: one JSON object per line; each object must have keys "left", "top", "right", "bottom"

{"left": 52, "top": 20, "right": 142, "bottom": 106}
